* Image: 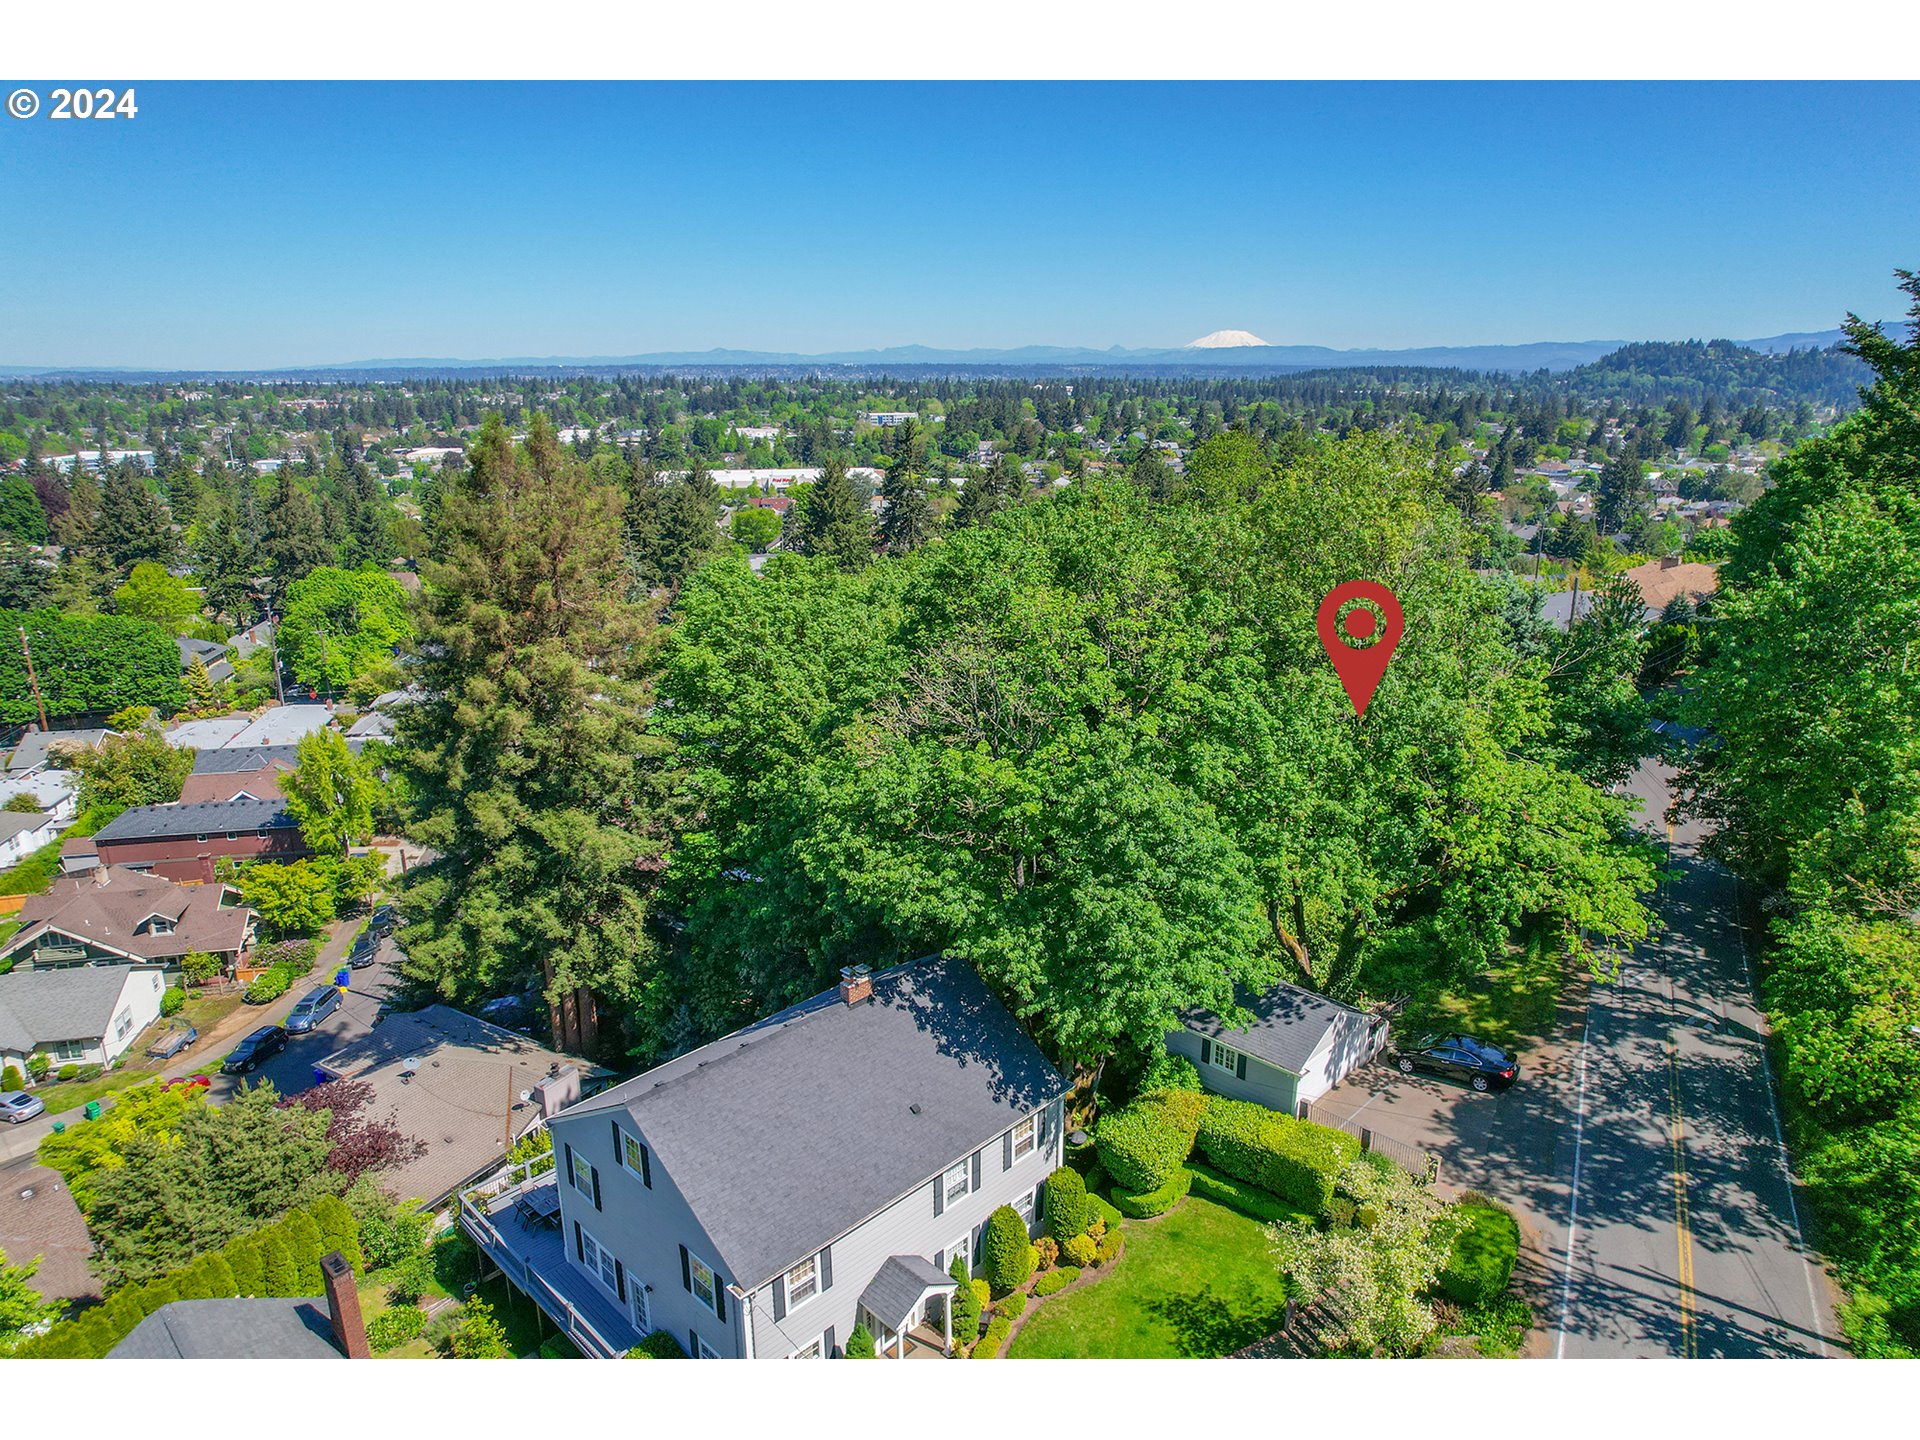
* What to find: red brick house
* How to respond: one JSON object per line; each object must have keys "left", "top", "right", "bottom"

{"left": 90, "top": 799, "right": 311, "bottom": 884}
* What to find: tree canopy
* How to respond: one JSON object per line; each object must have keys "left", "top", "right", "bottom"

{"left": 277, "top": 565, "right": 413, "bottom": 693}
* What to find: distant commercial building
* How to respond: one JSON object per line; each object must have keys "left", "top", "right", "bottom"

{"left": 859, "top": 411, "right": 918, "bottom": 427}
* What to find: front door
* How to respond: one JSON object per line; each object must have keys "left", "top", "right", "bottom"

{"left": 631, "top": 1286, "right": 650, "bottom": 1334}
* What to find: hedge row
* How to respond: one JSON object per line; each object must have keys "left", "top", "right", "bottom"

{"left": 13, "top": 1194, "right": 361, "bottom": 1357}
{"left": 1033, "top": 1265, "right": 1080, "bottom": 1298}
{"left": 1112, "top": 1165, "right": 1193, "bottom": 1219}
{"left": 1194, "top": 1098, "right": 1360, "bottom": 1216}
{"left": 970, "top": 1313, "right": 1013, "bottom": 1359}
{"left": 1187, "top": 1162, "right": 1314, "bottom": 1224}
{"left": 1094, "top": 1088, "right": 1208, "bottom": 1192}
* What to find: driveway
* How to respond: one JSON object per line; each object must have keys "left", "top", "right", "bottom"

{"left": 1312, "top": 758, "right": 1838, "bottom": 1358}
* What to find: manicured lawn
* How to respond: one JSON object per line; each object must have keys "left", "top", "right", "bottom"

{"left": 35, "top": 1067, "right": 160, "bottom": 1115}
{"left": 1008, "top": 1196, "right": 1296, "bottom": 1358}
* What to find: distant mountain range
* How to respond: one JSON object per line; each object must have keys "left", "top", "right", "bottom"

{"left": 0, "top": 328, "right": 1862, "bottom": 379}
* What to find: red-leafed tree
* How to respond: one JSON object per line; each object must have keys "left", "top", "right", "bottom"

{"left": 278, "top": 1078, "right": 424, "bottom": 1183}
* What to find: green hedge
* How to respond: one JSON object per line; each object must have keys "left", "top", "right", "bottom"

{"left": 970, "top": 1313, "right": 1012, "bottom": 1358}
{"left": 1095, "top": 1088, "right": 1208, "bottom": 1192}
{"left": 1188, "top": 1162, "right": 1315, "bottom": 1224}
{"left": 1088, "top": 1192, "right": 1123, "bottom": 1231}
{"left": 1194, "top": 1097, "right": 1360, "bottom": 1215}
{"left": 367, "top": 1305, "right": 426, "bottom": 1352}
{"left": 627, "top": 1329, "right": 689, "bottom": 1358}
{"left": 1033, "top": 1265, "right": 1079, "bottom": 1297}
{"left": 1112, "top": 1165, "right": 1193, "bottom": 1219}
{"left": 997, "top": 1290, "right": 1028, "bottom": 1321}
{"left": 1044, "top": 1166, "right": 1091, "bottom": 1240}
{"left": 981, "top": 1205, "right": 1036, "bottom": 1296}
{"left": 1094, "top": 1229, "right": 1123, "bottom": 1266}
{"left": 1438, "top": 1200, "right": 1520, "bottom": 1307}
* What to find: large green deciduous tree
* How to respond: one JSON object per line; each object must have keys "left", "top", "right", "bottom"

{"left": 0, "top": 609, "right": 182, "bottom": 724}
{"left": 277, "top": 565, "right": 413, "bottom": 693}
{"left": 393, "top": 415, "right": 674, "bottom": 1036}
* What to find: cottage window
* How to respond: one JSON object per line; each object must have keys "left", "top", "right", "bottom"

{"left": 1014, "top": 1186, "right": 1036, "bottom": 1226}
{"left": 944, "top": 1160, "right": 970, "bottom": 1205}
{"left": 620, "top": 1130, "right": 650, "bottom": 1183}
{"left": 696, "top": 1333, "right": 722, "bottom": 1359}
{"left": 1210, "top": 1041, "right": 1240, "bottom": 1075}
{"left": 785, "top": 1254, "right": 819, "bottom": 1309}
{"left": 1011, "top": 1113, "right": 1037, "bottom": 1161}
{"left": 689, "top": 1252, "right": 718, "bottom": 1314}
{"left": 789, "top": 1334, "right": 824, "bottom": 1359}
{"left": 114, "top": 1010, "right": 133, "bottom": 1041}
{"left": 571, "top": 1149, "right": 594, "bottom": 1194}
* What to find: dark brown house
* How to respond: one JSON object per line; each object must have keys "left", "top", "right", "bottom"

{"left": 90, "top": 799, "right": 311, "bottom": 884}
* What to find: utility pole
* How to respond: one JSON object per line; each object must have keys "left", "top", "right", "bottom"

{"left": 269, "top": 612, "right": 285, "bottom": 704}
{"left": 18, "top": 626, "right": 49, "bottom": 731}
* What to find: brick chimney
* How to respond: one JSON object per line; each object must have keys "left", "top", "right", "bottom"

{"left": 838, "top": 964, "right": 873, "bottom": 1006}
{"left": 1660, "top": 555, "right": 1681, "bottom": 570}
{"left": 320, "top": 1250, "right": 369, "bottom": 1359}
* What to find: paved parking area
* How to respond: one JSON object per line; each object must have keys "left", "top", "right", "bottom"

{"left": 211, "top": 935, "right": 405, "bottom": 1101}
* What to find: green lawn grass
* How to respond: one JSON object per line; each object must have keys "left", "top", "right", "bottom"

{"left": 1008, "top": 1195, "right": 1295, "bottom": 1358}
{"left": 36, "top": 1068, "right": 159, "bottom": 1114}
{"left": 1394, "top": 932, "right": 1564, "bottom": 1055}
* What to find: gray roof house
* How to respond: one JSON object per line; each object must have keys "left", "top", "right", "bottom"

{"left": 5, "top": 728, "right": 117, "bottom": 775}
{"left": 175, "top": 635, "right": 236, "bottom": 685}
{"left": 1169, "top": 979, "right": 1388, "bottom": 1119}
{"left": 459, "top": 956, "right": 1069, "bottom": 1359}
{"left": 0, "top": 963, "right": 168, "bottom": 1074}
{"left": 110, "top": 1250, "right": 367, "bottom": 1359}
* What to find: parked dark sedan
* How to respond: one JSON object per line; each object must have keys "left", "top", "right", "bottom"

{"left": 222, "top": 1025, "right": 288, "bottom": 1074}
{"left": 285, "top": 985, "right": 343, "bottom": 1034}
{"left": 1390, "top": 1033, "right": 1518, "bottom": 1092}
{"left": 145, "top": 1023, "right": 200, "bottom": 1060}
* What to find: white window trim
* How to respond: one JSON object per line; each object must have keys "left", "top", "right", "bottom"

{"left": 570, "top": 1150, "right": 594, "bottom": 1194}
{"left": 578, "top": 1226, "right": 620, "bottom": 1299}
{"left": 631, "top": 1286, "right": 650, "bottom": 1334}
{"left": 943, "top": 1160, "right": 970, "bottom": 1204}
{"left": 787, "top": 1333, "right": 825, "bottom": 1359}
{"left": 1014, "top": 1185, "right": 1037, "bottom": 1225}
{"left": 784, "top": 1253, "right": 820, "bottom": 1312}
{"left": 1012, "top": 1112, "right": 1037, "bottom": 1161}
{"left": 696, "top": 1334, "right": 722, "bottom": 1359}
{"left": 618, "top": 1126, "right": 648, "bottom": 1182}
{"left": 1210, "top": 1041, "right": 1240, "bottom": 1074}
{"left": 688, "top": 1249, "right": 719, "bottom": 1317}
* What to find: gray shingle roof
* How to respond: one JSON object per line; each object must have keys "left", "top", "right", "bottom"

{"left": 571, "top": 956, "right": 1067, "bottom": 1288}
{"left": 6, "top": 729, "right": 114, "bottom": 773}
{"left": 92, "top": 799, "right": 298, "bottom": 844}
{"left": 0, "top": 964, "right": 137, "bottom": 1050}
{"left": 859, "top": 1254, "right": 956, "bottom": 1330}
{"left": 0, "top": 811, "right": 55, "bottom": 845}
{"left": 191, "top": 744, "right": 302, "bottom": 775}
{"left": 108, "top": 1297, "right": 345, "bottom": 1359}
{"left": 1180, "top": 980, "right": 1372, "bottom": 1076}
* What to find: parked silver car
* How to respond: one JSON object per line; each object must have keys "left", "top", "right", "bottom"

{"left": 1, "top": 1090, "right": 47, "bottom": 1124}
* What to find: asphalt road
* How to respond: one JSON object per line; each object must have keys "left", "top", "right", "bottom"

{"left": 1315, "top": 757, "right": 1836, "bottom": 1358}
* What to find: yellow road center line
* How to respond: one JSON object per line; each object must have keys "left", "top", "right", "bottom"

{"left": 1669, "top": 1048, "right": 1697, "bottom": 1358}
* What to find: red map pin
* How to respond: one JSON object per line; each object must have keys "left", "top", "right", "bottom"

{"left": 1316, "top": 581, "right": 1404, "bottom": 719}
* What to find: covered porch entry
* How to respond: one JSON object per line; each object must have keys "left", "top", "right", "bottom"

{"left": 857, "top": 1254, "right": 957, "bottom": 1358}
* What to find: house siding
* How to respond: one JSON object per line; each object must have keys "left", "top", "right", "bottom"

{"left": 1167, "top": 1027, "right": 1300, "bottom": 1114}
{"left": 745, "top": 1095, "right": 1063, "bottom": 1357}
{"left": 546, "top": 1106, "right": 744, "bottom": 1356}
{"left": 93, "top": 831, "right": 310, "bottom": 885}
{"left": 545, "top": 1093, "right": 1065, "bottom": 1358}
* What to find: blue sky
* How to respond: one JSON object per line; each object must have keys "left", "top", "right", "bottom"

{"left": 1, "top": 81, "right": 1915, "bottom": 368}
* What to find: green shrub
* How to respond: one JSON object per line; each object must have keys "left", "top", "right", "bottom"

{"left": 447, "top": 1297, "right": 510, "bottom": 1358}
{"left": 1112, "top": 1165, "right": 1192, "bottom": 1218}
{"left": 1095, "top": 1088, "right": 1208, "bottom": 1193}
{"left": 160, "top": 987, "right": 185, "bottom": 1016}
{"left": 26, "top": 1053, "right": 49, "bottom": 1081}
{"left": 1457, "top": 1294, "right": 1533, "bottom": 1358}
{"left": 1082, "top": 1162, "right": 1108, "bottom": 1194}
{"left": 981, "top": 1205, "right": 1036, "bottom": 1296}
{"left": 259, "top": 1230, "right": 300, "bottom": 1297}
{"left": 244, "top": 968, "right": 293, "bottom": 1004}
{"left": 1194, "top": 1098, "right": 1360, "bottom": 1215}
{"left": 1033, "top": 1265, "right": 1079, "bottom": 1297}
{"left": 1094, "top": 1229, "right": 1124, "bottom": 1266}
{"left": 1328, "top": 1197, "right": 1357, "bottom": 1228}
{"left": 1061, "top": 1232, "right": 1097, "bottom": 1268}
{"left": 970, "top": 1313, "right": 1012, "bottom": 1358}
{"left": 367, "top": 1305, "right": 427, "bottom": 1352}
{"left": 1088, "top": 1192, "right": 1123, "bottom": 1231}
{"left": 1188, "top": 1162, "right": 1313, "bottom": 1224}
{"left": 1438, "top": 1200, "right": 1520, "bottom": 1307}
{"left": 627, "top": 1329, "right": 689, "bottom": 1358}
{"left": 386, "top": 1251, "right": 435, "bottom": 1304}
{"left": 998, "top": 1290, "right": 1028, "bottom": 1320}
{"left": 1137, "top": 1051, "right": 1202, "bottom": 1096}
{"left": 1044, "top": 1166, "right": 1091, "bottom": 1241}
{"left": 58, "top": 1063, "right": 80, "bottom": 1081}
{"left": 841, "top": 1322, "right": 875, "bottom": 1359}
{"left": 1, "top": 1064, "right": 22, "bottom": 1090}
{"left": 225, "top": 1235, "right": 265, "bottom": 1296}
{"left": 948, "top": 1255, "right": 981, "bottom": 1340}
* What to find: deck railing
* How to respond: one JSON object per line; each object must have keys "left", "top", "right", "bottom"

{"left": 457, "top": 1156, "right": 623, "bottom": 1359}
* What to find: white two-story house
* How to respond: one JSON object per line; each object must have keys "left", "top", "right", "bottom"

{"left": 464, "top": 955, "right": 1069, "bottom": 1357}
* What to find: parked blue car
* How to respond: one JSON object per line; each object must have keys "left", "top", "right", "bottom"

{"left": 285, "top": 986, "right": 343, "bottom": 1035}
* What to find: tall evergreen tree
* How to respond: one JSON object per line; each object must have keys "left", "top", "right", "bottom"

{"left": 259, "top": 474, "right": 330, "bottom": 603}
{"left": 878, "top": 459, "right": 933, "bottom": 554}
{"left": 794, "top": 455, "right": 873, "bottom": 569}
{"left": 393, "top": 415, "right": 674, "bottom": 1050}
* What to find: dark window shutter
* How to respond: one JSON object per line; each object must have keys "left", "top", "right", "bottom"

{"left": 1200, "top": 1038, "right": 1212, "bottom": 1066}
{"left": 1236, "top": 1053, "right": 1248, "bottom": 1081}
{"left": 715, "top": 1284, "right": 727, "bottom": 1323}
{"left": 689, "top": 1328, "right": 699, "bottom": 1357}
{"left": 680, "top": 1244, "right": 691, "bottom": 1292}
{"left": 563, "top": 1142, "right": 576, "bottom": 1189}
{"left": 573, "top": 1222, "right": 583, "bottom": 1263}
{"left": 819, "top": 1246, "right": 833, "bottom": 1291}
{"left": 933, "top": 1173, "right": 944, "bottom": 1217}
{"left": 971, "top": 1150, "right": 982, "bottom": 1190}
{"left": 640, "top": 1144, "right": 652, "bottom": 1189}
{"left": 615, "top": 1258, "right": 627, "bottom": 1303}
{"left": 772, "top": 1276, "right": 787, "bottom": 1321}
{"left": 825, "top": 1325, "right": 836, "bottom": 1358}
{"left": 612, "top": 1118, "right": 622, "bottom": 1165}
{"left": 1003, "top": 1129, "right": 1013, "bottom": 1170}
{"left": 590, "top": 1166, "right": 602, "bottom": 1211}
{"left": 1035, "top": 1183, "right": 1045, "bottom": 1222}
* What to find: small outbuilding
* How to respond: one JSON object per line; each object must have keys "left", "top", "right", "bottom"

{"left": 1168, "top": 979, "right": 1389, "bottom": 1118}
